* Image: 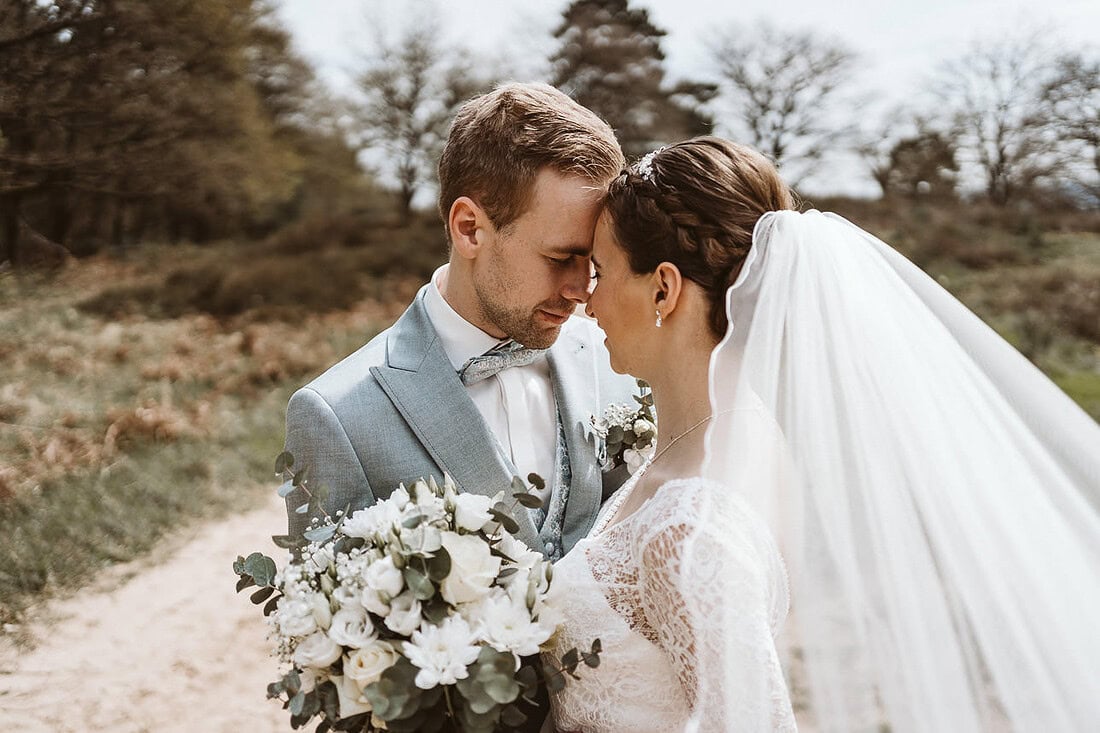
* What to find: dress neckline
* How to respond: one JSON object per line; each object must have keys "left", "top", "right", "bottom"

{"left": 590, "top": 460, "right": 654, "bottom": 536}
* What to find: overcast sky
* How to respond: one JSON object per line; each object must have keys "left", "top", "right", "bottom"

{"left": 275, "top": 0, "right": 1100, "bottom": 196}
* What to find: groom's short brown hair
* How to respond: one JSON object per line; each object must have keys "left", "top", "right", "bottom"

{"left": 437, "top": 82, "right": 623, "bottom": 239}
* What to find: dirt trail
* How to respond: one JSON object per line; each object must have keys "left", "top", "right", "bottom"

{"left": 0, "top": 495, "right": 291, "bottom": 732}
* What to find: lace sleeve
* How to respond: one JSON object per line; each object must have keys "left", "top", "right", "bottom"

{"left": 634, "top": 479, "right": 794, "bottom": 732}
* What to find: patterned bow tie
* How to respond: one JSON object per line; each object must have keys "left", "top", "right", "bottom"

{"left": 458, "top": 340, "right": 546, "bottom": 386}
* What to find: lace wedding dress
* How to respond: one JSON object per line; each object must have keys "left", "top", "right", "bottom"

{"left": 545, "top": 467, "right": 797, "bottom": 732}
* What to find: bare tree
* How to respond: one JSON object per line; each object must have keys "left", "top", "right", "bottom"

{"left": 708, "top": 23, "right": 857, "bottom": 184}
{"left": 859, "top": 113, "right": 959, "bottom": 199}
{"left": 935, "top": 34, "right": 1061, "bottom": 206}
{"left": 1042, "top": 52, "right": 1100, "bottom": 204}
{"left": 353, "top": 15, "right": 492, "bottom": 221}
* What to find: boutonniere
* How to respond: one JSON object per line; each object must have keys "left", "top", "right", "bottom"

{"left": 588, "top": 379, "right": 657, "bottom": 475}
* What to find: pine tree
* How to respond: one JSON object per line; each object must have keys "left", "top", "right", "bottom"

{"left": 550, "top": 0, "right": 713, "bottom": 160}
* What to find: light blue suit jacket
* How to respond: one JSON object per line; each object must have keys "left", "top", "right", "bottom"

{"left": 283, "top": 286, "right": 637, "bottom": 557}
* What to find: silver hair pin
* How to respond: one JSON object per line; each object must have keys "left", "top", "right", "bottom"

{"left": 636, "top": 146, "right": 666, "bottom": 183}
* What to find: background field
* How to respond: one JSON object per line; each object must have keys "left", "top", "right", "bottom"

{"left": 1, "top": 198, "right": 1098, "bottom": 631}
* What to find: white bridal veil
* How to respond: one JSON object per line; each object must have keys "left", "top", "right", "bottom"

{"left": 701, "top": 210, "right": 1100, "bottom": 732}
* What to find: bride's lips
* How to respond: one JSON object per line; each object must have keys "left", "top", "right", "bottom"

{"left": 538, "top": 309, "right": 570, "bottom": 326}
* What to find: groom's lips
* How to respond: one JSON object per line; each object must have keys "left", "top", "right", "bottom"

{"left": 538, "top": 309, "right": 570, "bottom": 326}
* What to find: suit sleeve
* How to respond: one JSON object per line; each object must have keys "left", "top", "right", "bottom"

{"left": 284, "top": 387, "right": 375, "bottom": 538}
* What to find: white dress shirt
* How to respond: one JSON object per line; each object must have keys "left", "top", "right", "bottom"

{"left": 423, "top": 265, "right": 558, "bottom": 502}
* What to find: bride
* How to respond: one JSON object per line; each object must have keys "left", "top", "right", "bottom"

{"left": 544, "top": 137, "right": 1100, "bottom": 732}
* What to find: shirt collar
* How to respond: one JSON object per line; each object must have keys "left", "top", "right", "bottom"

{"left": 423, "top": 264, "right": 504, "bottom": 371}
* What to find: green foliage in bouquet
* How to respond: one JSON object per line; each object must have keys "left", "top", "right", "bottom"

{"left": 232, "top": 453, "right": 601, "bottom": 733}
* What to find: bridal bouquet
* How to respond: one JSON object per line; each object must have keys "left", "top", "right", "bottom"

{"left": 590, "top": 379, "right": 656, "bottom": 474}
{"left": 234, "top": 454, "right": 599, "bottom": 733}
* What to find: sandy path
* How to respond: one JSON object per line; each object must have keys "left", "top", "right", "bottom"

{"left": 0, "top": 495, "right": 292, "bottom": 732}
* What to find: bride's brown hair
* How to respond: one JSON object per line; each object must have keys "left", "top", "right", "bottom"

{"left": 604, "top": 137, "right": 796, "bottom": 339}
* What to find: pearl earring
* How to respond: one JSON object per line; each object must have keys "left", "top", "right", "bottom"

{"left": 655, "top": 309, "right": 663, "bottom": 328}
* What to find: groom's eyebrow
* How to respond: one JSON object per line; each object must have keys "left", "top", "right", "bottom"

{"left": 547, "top": 242, "right": 592, "bottom": 257}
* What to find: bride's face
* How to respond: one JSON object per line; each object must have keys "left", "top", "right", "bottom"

{"left": 585, "top": 211, "right": 655, "bottom": 375}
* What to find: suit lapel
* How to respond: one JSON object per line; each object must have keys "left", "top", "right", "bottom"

{"left": 548, "top": 324, "right": 604, "bottom": 542}
{"left": 370, "top": 290, "right": 542, "bottom": 551}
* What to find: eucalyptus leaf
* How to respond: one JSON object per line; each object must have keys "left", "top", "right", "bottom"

{"left": 404, "top": 567, "right": 435, "bottom": 600}
{"left": 250, "top": 586, "right": 275, "bottom": 604}
{"left": 277, "top": 480, "right": 296, "bottom": 498}
{"left": 293, "top": 466, "right": 311, "bottom": 488}
{"left": 497, "top": 567, "right": 519, "bottom": 581}
{"left": 263, "top": 595, "right": 280, "bottom": 617}
{"left": 489, "top": 508, "right": 519, "bottom": 535}
{"left": 426, "top": 547, "right": 451, "bottom": 582}
{"left": 303, "top": 525, "right": 337, "bottom": 543}
{"left": 271, "top": 534, "right": 301, "bottom": 549}
{"left": 295, "top": 502, "right": 310, "bottom": 514}
{"left": 235, "top": 576, "right": 254, "bottom": 593}
{"left": 275, "top": 451, "right": 294, "bottom": 475}
{"left": 561, "top": 648, "right": 579, "bottom": 671}
{"left": 607, "top": 425, "right": 625, "bottom": 443}
{"left": 512, "top": 492, "right": 544, "bottom": 509}
{"left": 501, "top": 704, "right": 527, "bottom": 727}
{"left": 526, "top": 472, "right": 546, "bottom": 493}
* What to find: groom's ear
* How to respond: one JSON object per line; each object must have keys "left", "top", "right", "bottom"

{"left": 449, "top": 197, "right": 489, "bottom": 259}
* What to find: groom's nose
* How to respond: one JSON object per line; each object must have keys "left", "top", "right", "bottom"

{"left": 560, "top": 258, "right": 592, "bottom": 305}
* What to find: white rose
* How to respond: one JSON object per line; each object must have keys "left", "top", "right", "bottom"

{"left": 332, "top": 674, "right": 373, "bottom": 718}
{"left": 363, "top": 556, "right": 404, "bottom": 598}
{"left": 345, "top": 639, "right": 399, "bottom": 689}
{"left": 452, "top": 492, "right": 495, "bottom": 533}
{"left": 384, "top": 591, "right": 423, "bottom": 636}
{"left": 360, "top": 586, "right": 390, "bottom": 617}
{"left": 328, "top": 606, "right": 378, "bottom": 649}
{"left": 633, "top": 418, "right": 656, "bottom": 438}
{"left": 439, "top": 531, "right": 501, "bottom": 605}
{"left": 293, "top": 630, "right": 342, "bottom": 669}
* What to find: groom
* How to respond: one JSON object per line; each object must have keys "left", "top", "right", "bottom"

{"left": 283, "top": 82, "right": 637, "bottom": 562}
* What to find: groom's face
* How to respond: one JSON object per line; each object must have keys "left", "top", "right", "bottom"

{"left": 473, "top": 168, "right": 603, "bottom": 349}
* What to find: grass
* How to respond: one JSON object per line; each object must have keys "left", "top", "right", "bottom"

{"left": 0, "top": 246, "right": 421, "bottom": 627}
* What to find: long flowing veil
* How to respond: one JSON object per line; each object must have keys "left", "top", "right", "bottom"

{"left": 701, "top": 210, "right": 1100, "bottom": 732}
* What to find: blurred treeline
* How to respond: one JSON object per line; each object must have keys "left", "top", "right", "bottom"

{"left": 1, "top": 0, "right": 1098, "bottom": 273}
{"left": 0, "top": 0, "right": 375, "bottom": 267}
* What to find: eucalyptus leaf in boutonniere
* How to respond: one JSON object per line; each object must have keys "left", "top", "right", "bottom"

{"left": 589, "top": 379, "right": 656, "bottom": 475}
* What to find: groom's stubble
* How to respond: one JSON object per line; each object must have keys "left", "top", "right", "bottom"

{"left": 474, "top": 245, "right": 574, "bottom": 350}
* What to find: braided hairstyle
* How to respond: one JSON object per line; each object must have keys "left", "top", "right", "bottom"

{"left": 604, "top": 137, "right": 796, "bottom": 340}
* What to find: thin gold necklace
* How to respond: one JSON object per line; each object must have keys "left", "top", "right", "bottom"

{"left": 649, "top": 413, "right": 714, "bottom": 466}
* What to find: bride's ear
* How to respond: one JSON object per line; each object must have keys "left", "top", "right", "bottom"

{"left": 652, "top": 262, "right": 683, "bottom": 317}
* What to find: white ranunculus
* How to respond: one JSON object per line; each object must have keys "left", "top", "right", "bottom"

{"left": 344, "top": 640, "right": 398, "bottom": 689}
{"left": 342, "top": 498, "right": 402, "bottom": 539}
{"left": 399, "top": 522, "right": 443, "bottom": 555}
{"left": 328, "top": 606, "right": 377, "bottom": 649}
{"left": 332, "top": 674, "right": 373, "bottom": 718}
{"left": 363, "top": 556, "right": 404, "bottom": 598}
{"left": 452, "top": 492, "right": 495, "bottom": 532}
{"left": 293, "top": 630, "right": 342, "bottom": 669}
{"left": 384, "top": 591, "right": 423, "bottom": 636}
{"left": 402, "top": 614, "right": 481, "bottom": 689}
{"left": 439, "top": 532, "right": 501, "bottom": 605}
{"left": 474, "top": 593, "right": 553, "bottom": 658}
{"left": 624, "top": 444, "right": 655, "bottom": 475}
{"left": 276, "top": 597, "right": 318, "bottom": 638}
